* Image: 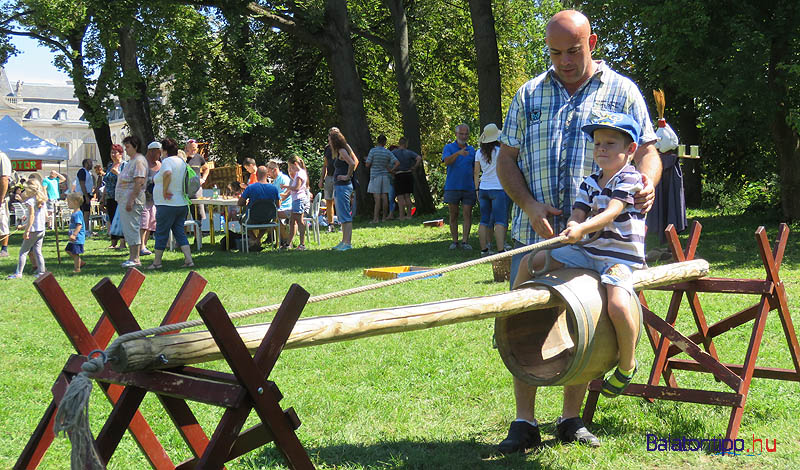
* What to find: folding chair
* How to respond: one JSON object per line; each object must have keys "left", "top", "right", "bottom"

{"left": 305, "top": 192, "right": 321, "bottom": 246}
{"left": 242, "top": 199, "right": 279, "bottom": 252}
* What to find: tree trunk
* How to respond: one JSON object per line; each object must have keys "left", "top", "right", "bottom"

{"left": 468, "top": 0, "right": 502, "bottom": 129}
{"left": 772, "top": 107, "right": 800, "bottom": 221}
{"left": 117, "top": 25, "right": 154, "bottom": 151}
{"left": 324, "top": 0, "right": 374, "bottom": 216}
{"left": 92, "top": 124, "right": 113, "bottom": 166}
{"left": 384, "top": 0, "right": 435, "bottom": 213}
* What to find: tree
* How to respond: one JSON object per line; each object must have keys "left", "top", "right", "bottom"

{"left": 1, "top": 0, "right": 117, "bottom": 165}
{"left": 584, "top": 0, "right": 800, "bottom": 220}
{"left": 468, "top": 0, "right": 501, "bottom": 129}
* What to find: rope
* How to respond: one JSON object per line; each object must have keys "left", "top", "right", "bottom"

{"left": 54, "top": 234, "right": 568, "bottom": 469}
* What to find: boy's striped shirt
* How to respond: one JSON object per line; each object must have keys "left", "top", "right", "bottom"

{"left": 573, "top": 164, "right": 646, "bottom": 268}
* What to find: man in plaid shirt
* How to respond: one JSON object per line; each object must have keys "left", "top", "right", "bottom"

{"left": 496, "top": 10, "right": 662, "bottom": 452}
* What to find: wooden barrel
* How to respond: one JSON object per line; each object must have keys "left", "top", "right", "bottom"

{"left": 494, "top": 268, "right": 642, "bottom": 386}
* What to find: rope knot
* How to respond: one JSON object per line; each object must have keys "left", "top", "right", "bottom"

{"left": 54, "top": 350, "right": 107, "bottom": 470}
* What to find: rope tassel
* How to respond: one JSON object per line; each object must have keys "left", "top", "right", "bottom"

{"left": 53, "top": 352, "right": 107, "bottom": 470}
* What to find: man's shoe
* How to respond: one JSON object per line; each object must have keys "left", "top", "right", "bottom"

{"left": 556, "top": 417, "right": 600, "bottom": 447}
{"left": 0, "top": 250, "right": 8, "bottom": 257}
{"left": 449, "top": 242, "right": 459, "bottom": 250}
{"left": 498, "top": 420, "right": 541, "bottom": 454}
{"left": 461, "top": 242, "right": 473, "bottom": 250}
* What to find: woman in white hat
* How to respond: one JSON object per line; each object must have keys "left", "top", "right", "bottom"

{"left": 473, "top": 123, "right": 510, "bottom": 256}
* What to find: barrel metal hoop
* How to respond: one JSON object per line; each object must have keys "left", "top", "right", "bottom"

{"left": 530, "top": 272, "right": 598, "bottom": 385}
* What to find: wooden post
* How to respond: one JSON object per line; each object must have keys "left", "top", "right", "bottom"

{"left": 112, "top": 259, "right": 710, "bottom": 373}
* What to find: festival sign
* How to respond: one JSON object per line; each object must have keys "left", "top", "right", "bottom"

{"left": 11, "top": 159, "right": 42, "bottom": 171}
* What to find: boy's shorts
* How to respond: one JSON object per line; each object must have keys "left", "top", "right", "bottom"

{"left": 549, "top": 244, "right": 635, "bottom": 295}
{"left": 66, "top": 242, "right": 85, "bottom": 255}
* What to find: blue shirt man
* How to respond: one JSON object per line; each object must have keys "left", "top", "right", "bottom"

{"left": 441, "top": 124, "right": 477, "bottom": 250}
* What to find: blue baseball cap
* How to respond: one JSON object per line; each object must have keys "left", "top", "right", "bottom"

{"left": 581, "top": 112, "right": 641, "bottom": 143}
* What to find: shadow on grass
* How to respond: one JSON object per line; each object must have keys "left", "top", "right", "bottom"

{"left": 244, "top": 438, "right": 554, "bottom": 469}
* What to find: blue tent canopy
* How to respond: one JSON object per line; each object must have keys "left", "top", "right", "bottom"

{"left": 0, "top": 115, "right": 68, "bottom": 161}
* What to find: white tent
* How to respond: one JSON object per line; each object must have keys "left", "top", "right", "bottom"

{"left": 0, "top": 115, "right": 68, "bottom": 161}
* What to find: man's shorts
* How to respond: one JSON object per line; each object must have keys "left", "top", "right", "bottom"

{"left": 367, "top": 175, "right": 392, "bottom": 194}
{"left": 0, "top": 202, "right": 8, "bottom": 236}
{"left": 550, "top": 244, "right": 635, "bottom": 294}
{"left": 323, "top": 175, "right": 335, "bottom": 200}
{"left": 140, "top": 204, "right": 157, "bottom": 231}
{"left": 395, "top": 172, "right": 414, "bottom": 196}
{"left": 80, "top": 194, "right": 91, "bottom": 212}
{"left": 443, "top": 189, "right": 476, "bottom": 206}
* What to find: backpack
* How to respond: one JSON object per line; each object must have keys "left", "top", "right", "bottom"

{"left": 183, "top": 164, "right": 202, "bottom": 204}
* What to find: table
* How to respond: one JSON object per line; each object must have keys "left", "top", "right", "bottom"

{"left": 191, "top": 197, "right": 240, "bottom": 250}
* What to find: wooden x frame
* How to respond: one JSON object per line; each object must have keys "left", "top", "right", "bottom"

{"left": 16, "top": 269, "right": 206, "bottom": 469}
{"left": 16, "top": 270, "right": 315, "bottom": 469}
{"left": 583, "top": 222, "right": 798, "bottom": 440}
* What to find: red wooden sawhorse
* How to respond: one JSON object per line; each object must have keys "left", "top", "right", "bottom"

{"left": 16, "top": 269, "right": 315, "bottom": 470}
{"left": 583, "top": 222, "right": 799, "bottom": 440}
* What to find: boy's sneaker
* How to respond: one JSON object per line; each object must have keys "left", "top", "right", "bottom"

{"left": 335, "top": 243, "right": 352, "bottom": 251}
{"left": 6, "top": 273, "right": 22, "bottom": 280}
{"left": 0, "top": 250, "right": 8, "bottom": 257}
{"left": 556, "top": 417, "right": 600, "bottom": 447}
{"left": 461, "top": 242, "right": 473, "bottom": 250}
{"left": 497, "top": 420, "right": 541, "bottom": 454}
{"left": 449, "top": 242, "right": 459, "bottom": 250}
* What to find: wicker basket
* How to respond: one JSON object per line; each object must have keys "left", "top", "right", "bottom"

{"left": 492, "top": 257, "right": 512, "bottom": 282}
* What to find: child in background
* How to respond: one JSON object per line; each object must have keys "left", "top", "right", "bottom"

{"left": 280, "top": 155, "right": 310, "bottom": 250}
{"left": 240, "top": 158, "right": 258, "bottom": 188}
{"left": 226, "top": 180, "right": 243, "bottom": 220}
{"left": 65, "top": 192, "right": 86, "bottom": 273}
{"left": 8, "top": 179, "right": 48, "bottom": 279}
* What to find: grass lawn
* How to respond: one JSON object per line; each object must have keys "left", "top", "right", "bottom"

{"left": 1, "top": 207, "right": 798, "bottom": 469}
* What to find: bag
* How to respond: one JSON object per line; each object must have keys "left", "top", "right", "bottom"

{"left": 183, "top": 164, "right": 202, "bottom": 204}
{"left": 109, "top": 207, "right": 123, "bottom": 237}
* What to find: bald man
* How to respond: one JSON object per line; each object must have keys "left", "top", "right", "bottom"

{"left": 496, "top": 10, "right": 662, "bottom": 452}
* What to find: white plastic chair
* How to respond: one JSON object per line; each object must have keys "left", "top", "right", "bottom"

{"left": 12, "top": 202, "right": 28, "bottom": 226}
{"left": 241, "top": 199, "right": 279, "bottom": 252}
{"left": 168, "top": 214, "right": 202, "bottom": 251}
{"left": 305, "top": 192, "right": 321, "bottom": 245}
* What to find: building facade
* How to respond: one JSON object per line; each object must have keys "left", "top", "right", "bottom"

{"left": 0, "top": 67, "right": 128, "bottom": 182}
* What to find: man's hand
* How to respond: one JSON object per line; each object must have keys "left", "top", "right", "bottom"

{"left": 164, "top": 191, "right": 173, "bottom": 200}
{"left": 126, "top": 201, "right": 133, "bottom": 212}
{"left": 524, "top": 201, "right": 563, "bottom": 239}
{"left": 23, "top": 229, "right": 30, "bottom": 240}
{"left": 633, "top": 173, "right": 655, "bottom": 213}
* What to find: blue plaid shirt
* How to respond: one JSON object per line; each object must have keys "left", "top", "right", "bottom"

{"left": 499, "top": 61, "right": 656, "bottom": 245}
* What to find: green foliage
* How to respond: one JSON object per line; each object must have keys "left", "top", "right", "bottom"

{"left": 701, "top": 173, "right": 781, "bottom": 216}
{"left": 583, "top": 1, "right": 799, "bottom": 212}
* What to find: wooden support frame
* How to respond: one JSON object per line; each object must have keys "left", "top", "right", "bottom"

{"left": 16, "top": 269, "right": 315, "bottom": 470}
{"left": 582, "top": 222, "right": 798, "bottom": 440}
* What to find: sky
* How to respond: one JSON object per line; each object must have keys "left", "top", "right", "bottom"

{"left": 4, "top": 35, "right": 71, "bottom": 85}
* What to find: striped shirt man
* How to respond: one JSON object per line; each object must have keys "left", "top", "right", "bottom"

{"left": 573, "top": 164, "right": 646, "bottom": 268}
{"left": 498, "top": 61, "right": 657, "bottom": 245}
